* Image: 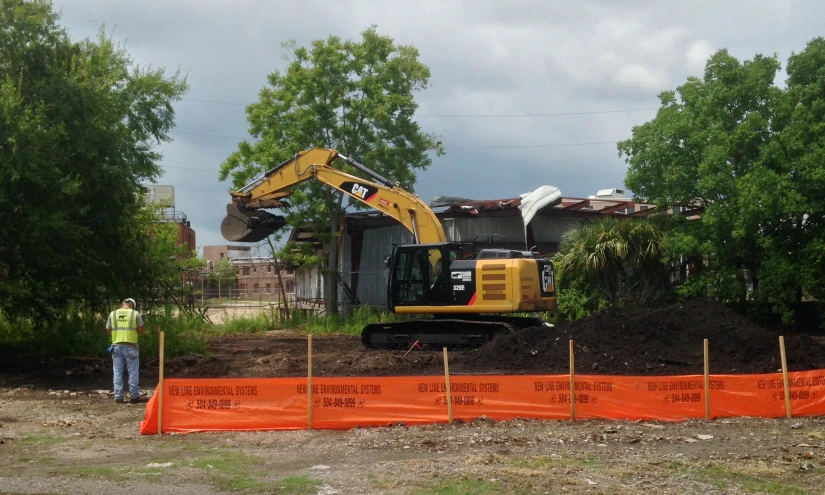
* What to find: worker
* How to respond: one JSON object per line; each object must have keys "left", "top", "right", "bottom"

{"left": 105, "top": 298, "right": 145, "bottom": 404}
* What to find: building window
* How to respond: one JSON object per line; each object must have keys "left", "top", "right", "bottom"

{"left": 265, "top": 283, "right": 272, "bottom": 293}
{"left": 220, "top": 253, "right": 224, "bottom": 259}
{"left": 240, "top": 284, "right": 247, "bottom": 291}
{"left": 253, "top": 283, "right": 259, "bottom": 290}
{"left": 286, "top": 281, "right": 294, "bottom": 292}
{"left": 267, "top": 266, "right": 271, "bottom": 273}
{"left": 243, "top": 267, "right": 250, "bottom": 276}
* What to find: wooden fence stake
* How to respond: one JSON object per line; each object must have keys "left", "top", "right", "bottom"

{"left": 157, "top": 327, "right": 164, "bottom": 436}
{"left": 703, "top": 338, "right": 710, "bottom": 420}
{"left": 443, "top": 347, "right": 453, "bottom": 424}
{"left": 308, "top": 334, "right": 313, "bottom": 430}
{"left": 780, "top": 336, "right": 792, "bottom": 418}
{"left": 569, "top": 339, "right": 576, "bottom": 421}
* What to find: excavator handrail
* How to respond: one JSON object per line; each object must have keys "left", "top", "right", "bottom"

{"left": 226, "top": 147, "right": 446, "bottom": 244}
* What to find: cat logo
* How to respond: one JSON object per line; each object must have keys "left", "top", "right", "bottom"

{"left": 118, "top": 314, "right": 130, "bottom": 323}
{"left": 341, "top": 181, "right": 378, "bottom": 202}
{"left": 351, "top": 183, "right": 370, "bottom": 199}
{"left": 542, "top": 265, "right": 555, "bottom": 293}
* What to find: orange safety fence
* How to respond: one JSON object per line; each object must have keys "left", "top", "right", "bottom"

{"left": 140, "top": 370, "right": 825, "bottom": 434}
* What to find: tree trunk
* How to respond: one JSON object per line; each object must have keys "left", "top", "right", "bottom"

{"left": 324, "top": 195, "right": 343, "bottom": 317}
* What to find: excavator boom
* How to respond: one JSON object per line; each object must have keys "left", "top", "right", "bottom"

{"left": 221, "top": 148, "right": 446, "bottom": 244}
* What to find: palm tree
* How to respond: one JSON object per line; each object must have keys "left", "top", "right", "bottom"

{"left": 556, "top": 217, "right": 668, "bottom": 307}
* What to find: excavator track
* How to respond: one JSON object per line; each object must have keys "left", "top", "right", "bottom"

{"left": 361, "top": 315, "right": 550, "bottom": 350}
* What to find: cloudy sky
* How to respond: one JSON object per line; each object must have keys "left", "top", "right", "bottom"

{"left": 54, "top": 0, "right": 822, "bottom": 252}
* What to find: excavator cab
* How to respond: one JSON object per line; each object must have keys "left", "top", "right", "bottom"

{"left": 387, "top": 243, "right": 470, "bottom": 308}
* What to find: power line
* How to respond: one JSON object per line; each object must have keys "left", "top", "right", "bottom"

{"left": 168, "top": 131, "right": 621, "bottom": 150}
{"left": 416, "top": 109, "right": 656, "bottom": 118}
{"left": 446, "top": 141, "right": 618, "bottom": 149}
{"left": 178, "top": 97, "right": 656, "bottom": 118}
{"left": 160, "top": 164, "right": 625, "bottom": 181}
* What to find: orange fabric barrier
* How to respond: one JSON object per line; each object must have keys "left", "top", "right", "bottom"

{"left": 140, "top": 370, "right": 825, "bottom": 434}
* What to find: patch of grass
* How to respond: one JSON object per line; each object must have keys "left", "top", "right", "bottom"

{"left": 219, "top": 475, "right": 267, "bottom": 492}
{"left": 413, "top": 477, "right": 510, "bottom": 495}
{"left": 18, "top": 433, "right": 70, "bottom": 446}
{"left": 190, "top": 450, "right": 269, "bottom": 492}
{"left": 209, "top": 313, "right": 273, "bottom": 336}
{"left": 51, "top": 465, "right": 125, "bottom": 480}
{"left": 509, "top": 455, "right": 597, "bottom": 469}
{"left": 691, "top": 465, "right": 809, "bottom": 495}
{"left": 190, "top": 450, "right": 265, "bottom": 475}
{"left": 276, "top": 476, "right": 323, "bottom": 494}
{"left": 288, "top": 306, "right": 408, "bottom": 335}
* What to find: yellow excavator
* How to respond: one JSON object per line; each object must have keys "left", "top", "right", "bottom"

{"left": 221, "top": 147, "right": 556, "bottom": 349}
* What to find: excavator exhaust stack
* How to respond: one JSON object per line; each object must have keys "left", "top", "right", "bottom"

{"left": 220, "top": 204, "right": 287, "bottom": 243}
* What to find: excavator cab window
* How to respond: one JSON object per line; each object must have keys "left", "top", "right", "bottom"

{"left": 391, "top": 245, "right": 458, "bottom": 306}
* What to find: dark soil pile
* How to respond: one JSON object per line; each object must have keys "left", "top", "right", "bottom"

{"left": 463, "top": 297, "right": 825, "bottom": 375}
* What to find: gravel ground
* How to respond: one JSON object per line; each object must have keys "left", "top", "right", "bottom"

{"left": 2, "top": 385, "right": 825, "bottom": 494}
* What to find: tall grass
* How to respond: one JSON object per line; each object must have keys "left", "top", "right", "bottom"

{"left": 289, "top": 306, "right": 407, "bottom": 335}
{"left": 0, "top": 310, "right": 207, "bottom": 359}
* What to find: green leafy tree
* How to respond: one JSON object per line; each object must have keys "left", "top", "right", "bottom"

{"left": 619, "top": 38, "right": 825, "bottom": 322}
{"left": 208, "top": 258, "right": 237, "bottom": 299}
{"left": 556, "top": 218, "right": 670, "bottom": 308}
{"left": 0, "top": 0, "right": 188, "bottom": 321}
{"left": 219, "top": 26, "right": 443, "bottom": 315}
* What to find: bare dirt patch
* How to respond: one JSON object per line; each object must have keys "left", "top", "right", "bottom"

{"left": 1, "top": 387, "right": 825, "bottom": 494}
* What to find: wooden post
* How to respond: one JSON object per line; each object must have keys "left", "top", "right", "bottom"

{"left": 703, "top": 338, "right": 710, "bottom": 420}
{"left": 157, "top": 327, "right": 164, "bottom": 436}
{"left": 779, "top": 336, "right": 792, "bottom": 418}
{"left": 307, "top": 334, "right": 313, "bottom": 430}
{"left": 569, "top": 339, "right": 576, "bottom": 421}
{"left": 443, "top": 347, "right": 453, "bottom": 424}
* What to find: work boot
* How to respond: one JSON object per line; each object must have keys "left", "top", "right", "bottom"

{"left": 115, "top": 398, "right": 125, "bottom": 404}
{"left": 130, "top": 397, "right": 143, "bottom": 404}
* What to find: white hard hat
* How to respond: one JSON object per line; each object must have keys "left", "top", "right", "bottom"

{"left": 123, "top": 298, "right": 137, "bottom": 308}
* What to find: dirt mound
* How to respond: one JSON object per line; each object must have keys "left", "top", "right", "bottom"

{"left": 464, "top": 297, "right": 825, "bottom": 375}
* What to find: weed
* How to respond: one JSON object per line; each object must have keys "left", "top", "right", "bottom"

{"left": 691, "top": 465, "right": 809, "bottom": 495}
{"left": 413, "top": 477, "right": 511, "bottom": 495}
{"left": 210, "top": 313, "right": 272, "bottom": 336}
{"left": 190, "top": 450, "right": 265, "bottom": 475}
{"left": 18, "top": 433, "right": 70, "bottom": 446}
{"left": 277, "top": 476, "right": 323, "bottom": 494}
{"left": 218, "top": 475, "right": 266, "bottom": 492}
{"left": 51, "top": 465, "right": 125, "bottom": 480}
{"left": 509, "top": 455, "right": 597, "bottom": 469}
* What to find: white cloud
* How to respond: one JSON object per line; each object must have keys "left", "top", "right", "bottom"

{"left": 50, "top": 0, "right": 825, "bottom": 249}
{"left": 686, "top": 40, "right": 716, "bottom": 76}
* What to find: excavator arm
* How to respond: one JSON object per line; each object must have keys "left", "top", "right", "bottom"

{"left": 221, "top": 147, "right": 446, "bottom": 244}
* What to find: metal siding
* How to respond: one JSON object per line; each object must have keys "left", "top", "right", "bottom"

{"left": 445, "top": 216, "right": 527, "bottom": 246}
{"left": 531, "top": 216, "right": 586, "bottom": 243}
{"left": 354, "top": 225, "right": 414, "bottom": 307}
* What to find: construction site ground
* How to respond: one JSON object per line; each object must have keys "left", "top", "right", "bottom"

{"left": 2, "top": 299, "right": 825, "bottom": 494}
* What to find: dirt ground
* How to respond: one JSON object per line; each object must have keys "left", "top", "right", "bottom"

{"left": 1, "top": 383, "right": 825, "bottom": 495}
{"left": 3, "top": 298, "right": 825, "bottom": 494}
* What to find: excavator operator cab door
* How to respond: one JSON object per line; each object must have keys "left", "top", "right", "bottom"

{"left": 388, "top": 244, "right": 463, "bottom": 309}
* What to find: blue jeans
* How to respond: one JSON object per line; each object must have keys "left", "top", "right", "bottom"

{"left": 112, "top": 344, "right": 140, "bottom": 400}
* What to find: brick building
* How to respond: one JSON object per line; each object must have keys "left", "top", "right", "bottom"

{"left": 202, "top": 245, "right": 295, "bottom": 298}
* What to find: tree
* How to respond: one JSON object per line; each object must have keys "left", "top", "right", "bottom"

{"left": 219, "top": 27, "right": 442, "bottom": 316}
{"left": 619, "top": 38, "right": 825, "bottom": 321}
{"left": 0, "top": 0, "right": 188, "bottom": 321}
{"left": 556, "top": 217, "right": 670, "bottom": 308}
{"left": 208, "top": 259, "right": 237, "bottom": 300}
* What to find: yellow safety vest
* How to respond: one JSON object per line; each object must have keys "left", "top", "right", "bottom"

{"left": 110, "top": 308, "right": 139, "bottom": 345}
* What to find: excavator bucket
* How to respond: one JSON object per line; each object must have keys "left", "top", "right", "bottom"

{"left": 220, "top": 204, "right": 287, "bottom": 243}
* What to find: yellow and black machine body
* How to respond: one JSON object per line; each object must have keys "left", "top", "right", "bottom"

{"left": 220, "top": 147, "right": 556, "bottom": 349}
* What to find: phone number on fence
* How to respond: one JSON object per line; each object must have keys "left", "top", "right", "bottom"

{"left": 189, "top": 399, "right": 240, "bottom": 410}
{"left": 435, "top": 396, "right": 484, "bottom": 406}
{"left": 313, "top": 398, "right": 365, "bottom": 408}
{"left": 664, "top": 393, "right": 703, "bottom": 404}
